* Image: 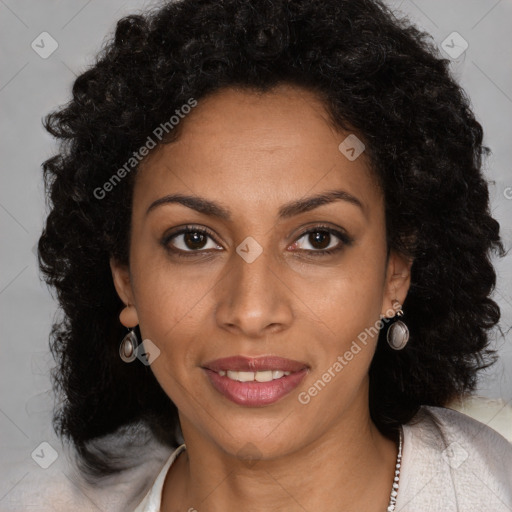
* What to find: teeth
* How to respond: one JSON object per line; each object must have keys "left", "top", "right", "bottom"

{"left": 255, "top": 371, "right": 273, "bottom": 382}
{"left": 220, "top": 370, "right": 292, "bottom": 382}
{"left": 236, "top": 371, "right": 254, "bottom": 382}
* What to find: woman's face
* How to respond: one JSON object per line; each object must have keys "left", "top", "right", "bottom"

{"left": 111, "top": 84, "right": 411, "bottom": 459}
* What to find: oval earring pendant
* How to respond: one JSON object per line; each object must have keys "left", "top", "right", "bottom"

{"left": 120, "top": 329, "right": 138, "bottom": 362}
{"left": 387, "top": 320, "right": 409, "bottom": 350}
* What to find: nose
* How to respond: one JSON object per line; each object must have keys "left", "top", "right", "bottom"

{"left": 214, "top": 243, "right": 294, "bottom": 338}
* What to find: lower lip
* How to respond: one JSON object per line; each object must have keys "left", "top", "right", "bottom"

{"left": 203, "top": 368, "right": 308, "bottom": 407}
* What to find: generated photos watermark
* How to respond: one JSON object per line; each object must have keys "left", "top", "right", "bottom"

{"left": 298, "top": 306, "right": 398, "bottom": 405}
{"left": 94, "top": 98, "right": 198, "bottom": 200}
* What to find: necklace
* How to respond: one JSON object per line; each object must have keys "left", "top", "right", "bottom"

{"left": 386, "top": 425, "right": 403, "bottom": 512}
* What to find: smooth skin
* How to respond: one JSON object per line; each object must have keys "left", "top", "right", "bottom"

{"left": 111, "top": 84, "right": 412, "bottom": 512}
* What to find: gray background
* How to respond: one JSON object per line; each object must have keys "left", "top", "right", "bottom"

{"left": 1, "top": 0, "right": 511, "bottom": 505}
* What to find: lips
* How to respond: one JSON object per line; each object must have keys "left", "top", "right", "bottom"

{"left": 202, "top": 355, "right": 309, "bottom": 407}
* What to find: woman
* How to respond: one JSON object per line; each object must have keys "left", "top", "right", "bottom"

{"left": 37, "top": 0, "right": 512, "bottom": 510}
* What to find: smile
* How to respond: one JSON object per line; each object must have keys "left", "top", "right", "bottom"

{"left": 202, "top": 355, "right": 309, "bottom": 407}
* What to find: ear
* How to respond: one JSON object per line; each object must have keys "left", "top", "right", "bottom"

{"left": 381, "top": 249, "right": 413, "bottom": 318}
{"left": 109, "top": 257, "right": 139, "bottom": 328}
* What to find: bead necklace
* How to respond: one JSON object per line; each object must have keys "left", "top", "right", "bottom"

{"left": 386, "top": 426, "right": 403, "bottom": 512}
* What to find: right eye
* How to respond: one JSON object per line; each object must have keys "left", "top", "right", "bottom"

{"left": 161, "top": 225, "right": 223, "bottom": 257}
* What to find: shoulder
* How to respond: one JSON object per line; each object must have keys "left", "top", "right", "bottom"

{"left": 396, "top": 405, "right": 512, "bottom": 511}
{"left": 412, "top": 404, "right": 512, "bottom": 458}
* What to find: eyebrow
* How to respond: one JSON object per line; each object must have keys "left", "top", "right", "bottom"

{"left": 145, "top": 189, "right": 365, "bottom": 220}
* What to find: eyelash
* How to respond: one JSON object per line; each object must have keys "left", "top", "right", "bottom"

{"left": 161, "top": 224, "right": 352, "bottom": 259}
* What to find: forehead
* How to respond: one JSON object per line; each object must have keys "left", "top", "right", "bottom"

{"left": 133, "top": 85, "right": 381, "bottom": 220}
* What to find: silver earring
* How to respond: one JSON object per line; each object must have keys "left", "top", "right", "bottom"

{"left": 387, "top": 304, "right": 409, "bottom": 350}
{"left": 120, "top": 328, "right": 139, "bottom": 362}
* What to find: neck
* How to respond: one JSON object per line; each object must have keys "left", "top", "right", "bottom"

{"left": 162, "top": 403, "right": 398, "bottom": 512}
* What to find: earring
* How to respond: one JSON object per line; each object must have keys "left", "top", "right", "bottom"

{"left": 386, "top": 301, "right": 409, "bottom": 350}
{"left": 119, "top": 328, "right": 139, "bottom": 362}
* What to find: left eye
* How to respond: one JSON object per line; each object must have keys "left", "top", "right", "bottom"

{"left": 291, "top": 228, "right": 345, "bottom": 253}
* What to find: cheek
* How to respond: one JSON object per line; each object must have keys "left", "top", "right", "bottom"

{"left": 292, "top": 256, "right": 387, "bottom": 402}
{"left": 130, "top": 270, "right": 201, "bottom": 408}
{"left": 128, "top": 252, "right": 222, "bottom": 390}
{"left": 131, "top": 241, "right": 214, "bottom": 333}
{"left": 292, "top": 266, "right": 385, "bottom": 421}
{"left": 295, "top": 249, "right": 386, "bottom": 339}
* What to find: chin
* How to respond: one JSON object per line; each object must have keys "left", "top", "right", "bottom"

{"left": 205, "top": 416, "right": 310, "bottom": 462}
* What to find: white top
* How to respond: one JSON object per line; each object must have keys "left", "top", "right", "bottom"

{"left": 133, "top": 443, "right": 187, "bottom": 512}
{"left": 133, "top": 406, "right": 512, "bottom": 512}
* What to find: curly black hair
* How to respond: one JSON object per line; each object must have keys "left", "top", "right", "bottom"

{"left": 37, "top": 0, "right": 505, "bottom": 479}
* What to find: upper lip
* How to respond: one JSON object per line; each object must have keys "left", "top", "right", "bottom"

{"left": 202, "top": 355, "right": 309, "bottom": 373}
